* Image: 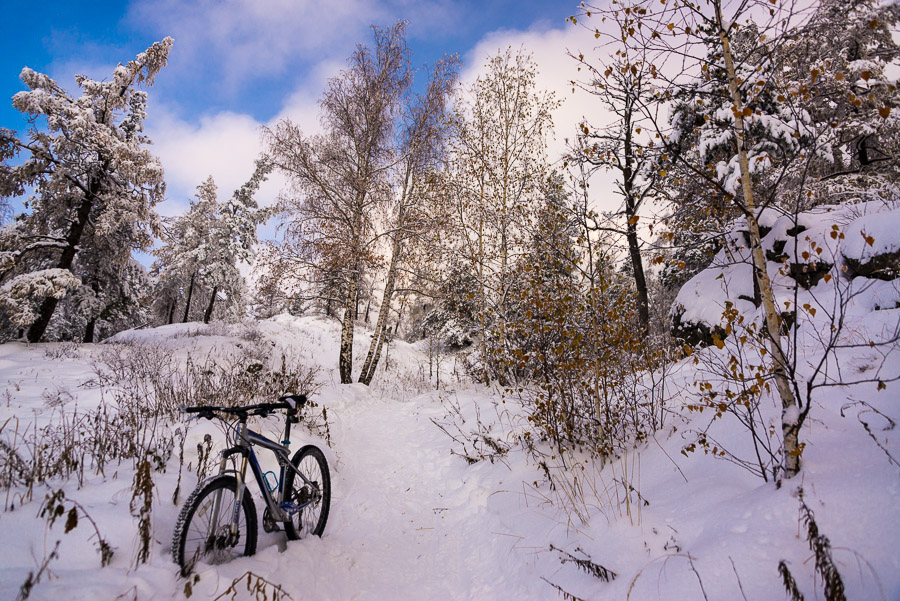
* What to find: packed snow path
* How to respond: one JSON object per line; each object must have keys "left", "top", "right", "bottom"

{"left": 246, "top": 385, "right": 544, "bottom": 601}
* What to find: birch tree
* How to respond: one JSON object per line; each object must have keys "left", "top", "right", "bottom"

{"left": 266, "top": 23, "right": 412, "bottom": 384}
{"left": 356, "top": 57, "right": 458, "bottom": 385}
{"left": 447, "top": 48, "right": 558, "bottom": 383}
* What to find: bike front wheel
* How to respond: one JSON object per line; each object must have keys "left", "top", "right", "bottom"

{"left": 172, "top": 475, "right": 258, "bottom": 575}
{"left": 283, "top": 445, "right": 331, "bottom": 540}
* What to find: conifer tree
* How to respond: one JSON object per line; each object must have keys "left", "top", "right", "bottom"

{"left": 0, "top": 38, "right": 172, "bottom": 341}
{"left": 152, "top": 161, "right": 269, "bottom": 324}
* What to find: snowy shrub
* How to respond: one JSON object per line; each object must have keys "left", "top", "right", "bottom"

{"left": 96, "top": 339, "right": 323, "bottom": 423}
{"left": 430, "top": 394, "right": 512, "bottom": 466}
{"left": 42, "top": 342, "right": 82, "bottom": 361}
{"left": 500, "top": 259, "right": 674, "bottom": 462}
{"left": 0, "top": 398, "right": 176, "bottom": 500}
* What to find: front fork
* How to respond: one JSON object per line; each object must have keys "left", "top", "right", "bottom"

{"left": 208, "top": 431, "right": 250, "bottom": 544}
{"left": 230, "top": 454, "right": 250, "bottom": 538}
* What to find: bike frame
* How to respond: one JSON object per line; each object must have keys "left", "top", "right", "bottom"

{"left": 212, "top": 413, "right": 319, "bottom": 538}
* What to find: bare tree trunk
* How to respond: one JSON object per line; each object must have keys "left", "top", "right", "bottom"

{"left": 394, "top": 295, "right": 407, "bottom": 337}
{"left": 717, "top": 4, "right": 800, "bottom": 479}
{"left": 621, "top": 106, "right": 650, "bottom": 335}
{"left": 167, "top": 300, "right": 176, "bottom": 325}
{"left": 203, "top": 285, "right": 218, "bottom": 324}
{"left": 359, "top": 237, "right": 401, "bottom": 385}
{"left": 84, "top": 318, "right": 96, "bottom": 343}
{"left": 339, "top": 277, "right": 357, "bottom": 384}
{"left": 625, "top": 221, "right": 650, "bottom": 333}
{"left": 182, "top": 272, "right": 196, "bottom": 323}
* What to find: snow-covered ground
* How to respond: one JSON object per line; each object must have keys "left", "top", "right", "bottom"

{"left": 1, "top": 307, "right": 898, "bottom": 600}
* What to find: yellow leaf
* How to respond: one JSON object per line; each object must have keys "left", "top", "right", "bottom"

{"left": 879, "top": 106, "right": 891, "bottom": 118}
{"left": 861, "top": 70, "right": 871, "bottom": 81}
{"left": 712, "top": 335, "right": 725, "bottom": 350}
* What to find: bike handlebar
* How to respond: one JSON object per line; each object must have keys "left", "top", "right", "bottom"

{"left": 181, "top": 394, "right": 308, "bottom": 419}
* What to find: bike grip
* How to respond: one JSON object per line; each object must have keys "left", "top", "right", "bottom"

{"left": 277, "top": 394, "right": 307, "bottom": 409}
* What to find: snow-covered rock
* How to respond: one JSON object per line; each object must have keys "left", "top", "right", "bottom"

{"left": 671, "top": 201, "right": 900, "bottom": 345}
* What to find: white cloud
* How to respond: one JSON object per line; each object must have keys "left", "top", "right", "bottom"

{"left": 128, "top": 0, "right": 374, "bottom": 90}
{"left": 145, "top": 55, "right": 331, "bottom": 223}
{"left": 148, "top": 109, "right": 267, "bottom": 215}
{"left": 127, "top": 0, "right": 467, "bottom": 95}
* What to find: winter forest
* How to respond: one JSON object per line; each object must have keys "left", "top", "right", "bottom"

{"left": 1, "top": 0, "right": 899, "bottom": 599}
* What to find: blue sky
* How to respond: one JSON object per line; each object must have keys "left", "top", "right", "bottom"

{"left": 2, "top": 0, "right": 608, "bottom": 224}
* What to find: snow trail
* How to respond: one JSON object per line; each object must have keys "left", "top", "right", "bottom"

{"left": 278, "top": 385, "right": 534, "bottom": 601}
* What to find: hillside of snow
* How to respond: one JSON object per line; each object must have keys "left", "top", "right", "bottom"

{"left": 1, "top": 233, "right": 899, "bottom": 601}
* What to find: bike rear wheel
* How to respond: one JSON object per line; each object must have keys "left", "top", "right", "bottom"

{"left": 283, "top": 445, "right": 330, "bottom": 540}
{"left": 173, "top": 475, "right": 257, "bottom": 575}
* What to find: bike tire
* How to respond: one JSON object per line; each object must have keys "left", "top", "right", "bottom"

{"left": 283, "top": 445, "right": 331, "bottom": 540}
{"left": 172, "top": 475, "right": 257, "bottom": 575}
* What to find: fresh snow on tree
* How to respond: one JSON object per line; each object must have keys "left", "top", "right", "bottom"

{"left": 0, "top": 38, "right": 172, "bottom": 342}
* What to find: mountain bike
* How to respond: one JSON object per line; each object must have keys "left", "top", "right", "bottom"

{"left": 172, "top": 394, "right": 330, "bottom": 575}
